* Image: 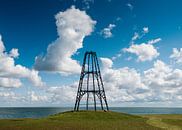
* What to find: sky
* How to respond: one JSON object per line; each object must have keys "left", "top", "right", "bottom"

{"left": 0, "top": 0, "right": 182, "bottom": 107}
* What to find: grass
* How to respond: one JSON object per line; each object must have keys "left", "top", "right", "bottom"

{"left": 0, "top": 111, "right": 182, "bottom": 130}
{"left": 141, "top": 114, "right": 182, "bottom": 130}
{"left": 0, "top": 111, "right": 161, "bottom": 130}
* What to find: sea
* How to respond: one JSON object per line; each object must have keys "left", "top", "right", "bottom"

{"left": 0, "top": 107, "right": 182, "bottom": 119}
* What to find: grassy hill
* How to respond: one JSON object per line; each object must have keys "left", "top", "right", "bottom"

{"left": 0, "top": 111, "right": 181, "bottom": 130}
{"left": 0, "top": 111, "right": 159, "bottom": 130}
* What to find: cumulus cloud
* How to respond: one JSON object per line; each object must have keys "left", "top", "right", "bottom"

{"left": 120, "top": 27, "right": 161, "bottom": 62}
{"left": 43, "top": 57, "right": 148, "bottom": 105}
{"left": 0, "top": 91, "right": 26, "bottom": 103}
{"left": 143, "top": 60, "right": 182, "bottom": 101}
{"left": 0, "top": 78, "right": 22, "bottom": 88}
{"left": 28, "top": 91, "right": 48, "bottom": 102}
{"left": 170, "top": 48, "right": 182, "bottom": 64}
{"left": 100, "top": 58, "right": 149, "bottom": 103}
{"left": 144, "top": 60, "right": 176, "bottom": 89}
{"left": 52, "top": 58, "right": 182, "bottom": 105}
{"left": 0, "top": 35, "right": 44, "bottom": 88}
{"left": 36, "top": 58, "right": 146, "bottom": 105}
{"left": 42, "top": 58, "right": 148, "bottom": 105}
{"left": 6, "top": 58, "right": 181, "bottom": 106}
{"left": 123, "top": 38, "right": 160, "bottom": 62}
{"left": 100, "top": 24, "right": 116, "bottom": 38}
{"left": 0, "top": 90, "right": 50, "bottom": 106}
{"left": 100, "top": 57, "right": 113, "bottom": 68}
{"left": 34, "top": 6, "right": 96, "bottom": 75}
{"left": 0, "top": 83, "right": 77, "bottom": 106}
{"left": 46, "top": 83, "right": 77, "bottom": 105}
{"left": 99, "top": 58, "right": 182, "bottom": 104}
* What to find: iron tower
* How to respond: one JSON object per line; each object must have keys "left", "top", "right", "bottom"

{"left": 74, "top": 51, "right": 109, "bottom": 111}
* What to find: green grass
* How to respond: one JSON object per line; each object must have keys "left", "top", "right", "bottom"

{"left": 0, "top": 111, "right": 161, "bottom": 130}
{"left": 141, "top": 114, "right": 182, "bottom": 130}
{"left": 1, "top": 111, "right": 182, "bottom": 130}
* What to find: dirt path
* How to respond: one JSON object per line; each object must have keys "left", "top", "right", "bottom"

{"left": 146, "top": 117, "right": 181, "bottom": 130}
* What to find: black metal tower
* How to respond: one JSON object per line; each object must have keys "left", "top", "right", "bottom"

{"left": 74, "top": 51, "right": 109, "bottom": 111}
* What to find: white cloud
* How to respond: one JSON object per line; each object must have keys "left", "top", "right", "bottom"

{"left": 131, "top": 27, "right": 149, "bottom": 44}
{"left": 0, "top": 90, "right": 50, "bottom": 106}
{"left": 121, "top": 27, "right": 161, "bottom": 62}
{"left": 43, "top": 57, "right": 148, "bottom": 105}
{"left": 99, "top": 58, "right": 182, "bottom": 104}
{"left": 100, "top": 58, "right": 149, "bottom": 103}
{"left": 143, "top": 60, "right": 173, "bottom": 89}
{"left": 130, "top": 27, "right": 149, "bottom": 44}
{"left": 0, "top": 91, "right": 21, "bottom": 101}
{"left": 147, "top": 38, "right": 161, "bottom": 45}
{"left": 0, "top": 78, "right": 22, "bottom": 88}
{"left": 46, "top": 83, "right": 77, "bottom": 105}
{"left": 34, "top": 6, "right": 96, "bottom": 75}
{"left": 143, "top": 27, "right": 149, "bottom": 33}
{"left": 131, "top": 32, "right": 139, "bottom": 41}
{"left": 143, "top": 60, "right": 182, "bottom": 101}
{"left": 100, "top": 24, "right": 116, "bottom": 38}
{"left": 0, "top": 35, "right": 5, "bottom": 52}
{"left": 104, "top": 27, "right": 151, "bottom": 61}
{"left": 112, "top": 53, "right": 122, "bottom": 60}
{"left": 100, "top": 57, "right": 113, "bottom": 68}
{"left": 5, "top": 58, "right": 180, "bottom": 106}
{"left": 28, "top": 91, "right": 48, "bottom": 102}
{"left": 170, "top": 48, "right": 182, "bottom": 64}
{"left": 9, "top": 48, "right": 19, "bottom": 58}
{"left": 0, "top": 35, "right": 44, "bottom": 88}
{"left": 126, "top": 3, "right": 133, "bottom": 11}
{"left": 123, "top": 38, "right": 160, "bottom": 62}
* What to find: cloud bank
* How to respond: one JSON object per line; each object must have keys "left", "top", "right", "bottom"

{"left": 43, "top": 57, "right": 182, "bottom": 106}
{"left": 100, "top": 58, "right": 182, "bottom": 104}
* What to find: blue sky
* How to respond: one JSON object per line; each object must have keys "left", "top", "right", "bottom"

{"left": 0, "top": 0, "right": 182, "bottom": 107}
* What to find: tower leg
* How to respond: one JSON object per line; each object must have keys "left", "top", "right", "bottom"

{"left": 91, "top": 55, "right": 96, "bottom": 111}
{"left": 86, "top": 54, "right": 90, "bottom": 110}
